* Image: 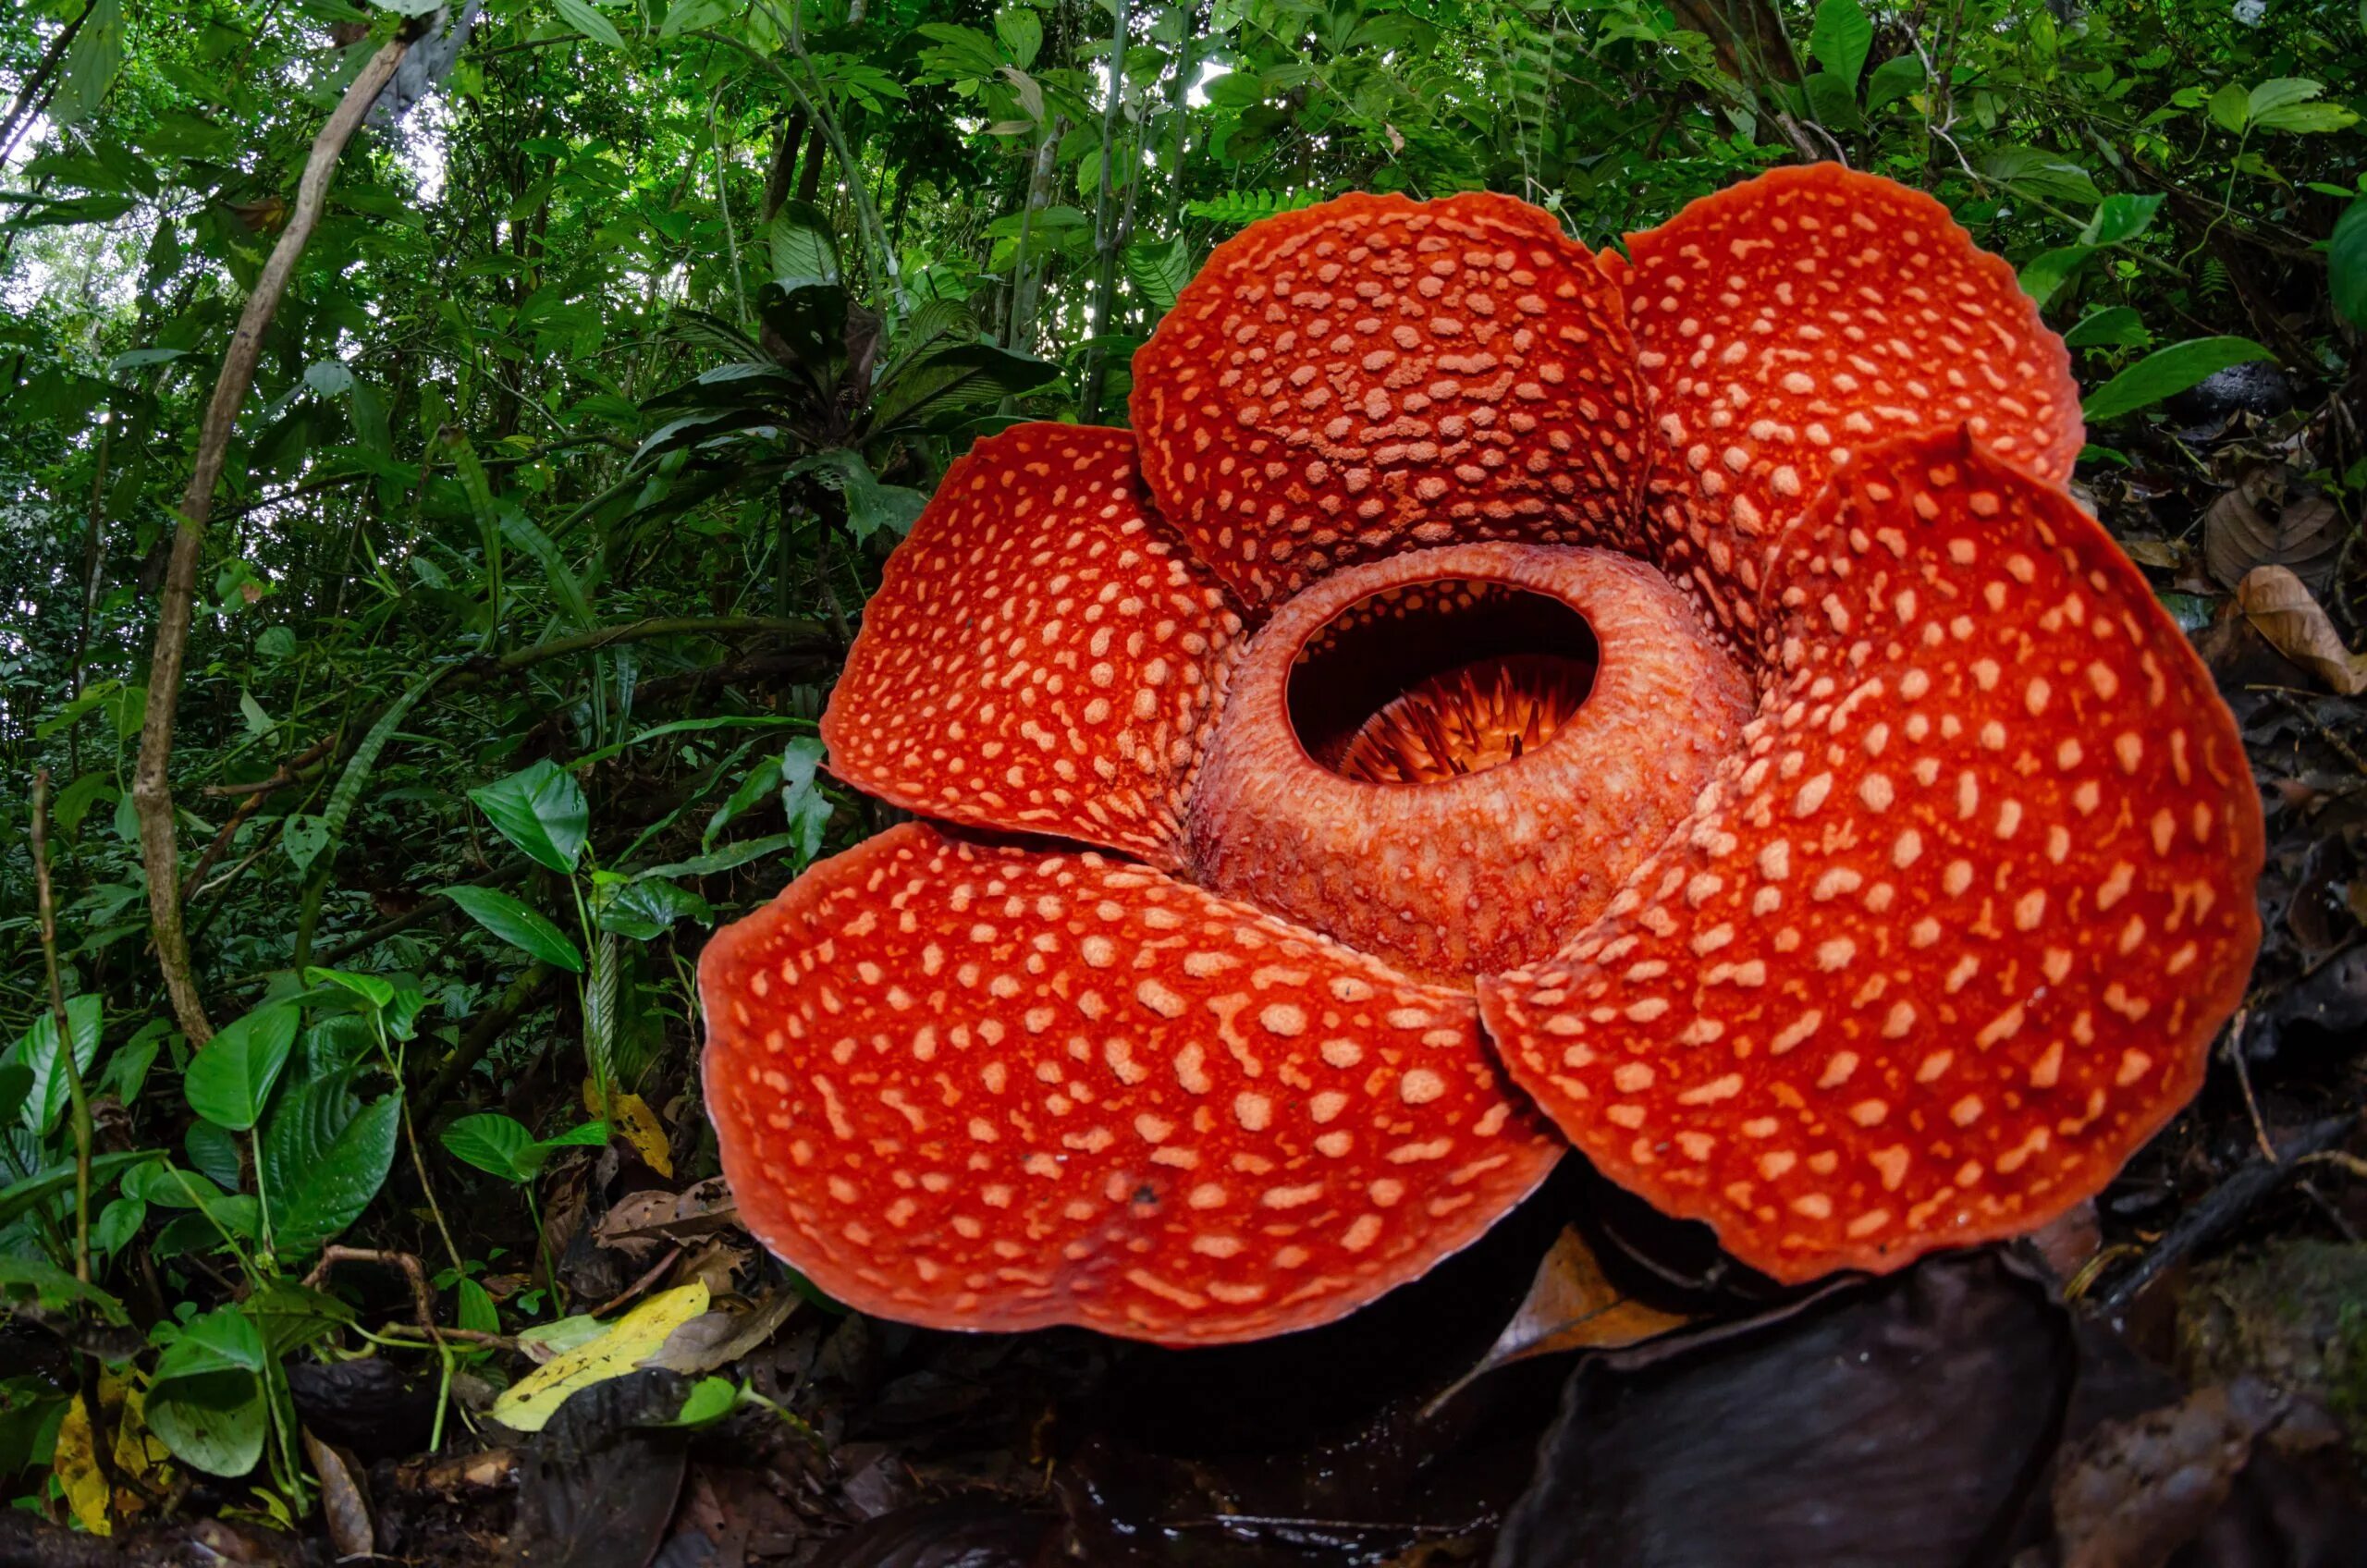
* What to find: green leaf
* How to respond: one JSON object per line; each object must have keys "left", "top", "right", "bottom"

{"left": 556, "top": 0, "right": 627, "bottom": 47}
{"left": 1808, "top": 0, "right": 1872, "bottom": 89}
{"left": 663, "top": 1376, "right": 740, "bottom": 1427}
{"left": 767, "top": 200, "right": 841, "bottom": 291}
{"left": 638, "top": 832, "right": 797, "bottom": 881}
{"left": 0, "top": 1256, "right": 128, "bottom": 1325}
{"left": 443, "top": 887, "right": 585, "bottom": 973}
{"left": 788, "top": 448, "right": 925, "bottom": 546}
{"left": 262, "top": 1073, "right": 401, "bottom": 1262}
{"left": 2081, "top": 336, "right": 2275, "bottom": 423}
{"left": 498, "top": 507, "right": 595, "bottom": 629}
{"left": 596, "top": 877, "right": 714, "bottom": 940}
{"left": 313, "top": 667, "right": 449, "bottom": 879}
{"left": 183, "top": 1004, "right": 300, "bottom": 1131}
{"left": 441, "top": 1113, "right": 537, "bottom": 1182}
{"left": 16, "top": 995, "right": 101, "bottom": 1139}
{"left": 660, "top": 0, "right": 733, "bottom": 35}
{"left": 470, "top": 759, "right": 589, "bottom": 874}
{"left": 2019, "top": 245, "right": 2092, "bottom": 309}
{"left": 1124, "top": 235, "right": 1193, "bottom": 315}
{"left": 1863, "top": 54, "right": 1924, "bottom": 113}
{"left": 282, "top": 813, "right": 329, "bottom": 873}
{"left": 994, "top": 6, "right": 1043, "bottom": 67}
{"left": 52, "top": 0, "right": 124, "bottom": 127}
{"left": 2331, "top": 200, "right": 2367, "bottom": 331}
{"left": 2254, "top": 102, "right": 2358, "bottom": 134}
{"left": 2208, "top": 81, "right": 2250, "bottom": 134}
{"left": 0, "top": 1063, "right": 30, "bottom": 1127}
{"left": 303, "top": 967, "right": 395, "bottom": 1014}
{"left": 457, "top": 1276, "right": 500, "bottom": 1335}
{"left": 2247, "top": 78, "right": 2323, "bottom": 116}
{"left": 539, "top": 1121, "right": 611, "bottom": 1151}
{"left": 0, "top": 1150, "right": 151, "bottom": 1229}
{"left": 2079, "top": 193, "right": 2165, "bottom": 247}
{"left": 148, "top": 1306, "right": 266, "bottom": 1477}
{"left": 780, "top": 737, "right": 831, "bottom": 868}
{"left": 1980, "top": 146, "right": 2102, "bottom": 205}
{"left": 303, "top": 360, "right": 354, "bottom": 398}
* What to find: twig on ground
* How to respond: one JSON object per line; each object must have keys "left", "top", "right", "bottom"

{"left": 2095, "top": 1112, "right": 2361, "bottom": 1316}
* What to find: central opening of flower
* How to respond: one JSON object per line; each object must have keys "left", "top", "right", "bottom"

{"left": 1286, "top": 581, "right": 1600, "bottom": 786}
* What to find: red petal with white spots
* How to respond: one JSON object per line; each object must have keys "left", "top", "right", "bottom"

{"left": 1618, "top": 165, "right": 2080, "bottom": 641}
{"left": 701, "top": 822, "right": 1563, "bottom": 1345}
{"left": 1132, "top": 192, "right": 1647, "bottom": 607}
{"left": 1479, "top": 430, "right": 2262, "bottom": 1284}
{"left": 819, "top": 423, "right": 1244, "bottom": 870}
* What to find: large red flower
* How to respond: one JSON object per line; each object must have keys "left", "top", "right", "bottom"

{"left": 699, "top": 165, "right": 2263, "bottom": 1345}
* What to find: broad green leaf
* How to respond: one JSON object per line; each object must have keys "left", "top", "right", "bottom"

{"left": 282, "top": 813, "right": 329, "bottom": 873}
{"left": 2079, "top": 193, "right": 2165, "bottom": 247}
{"left": 556, "top": 0, "right": 627, "bottom": 47}
{"left": 596, "top": 876, "right": 714, "bottom": 940}
{"left": 2246, "top": 78, "right": 2323, "bottom": 116}
{"left": 0, "top": 1150, "right": 151, "bottom": 1229}
{"left": 15, "top": 995, "right": 102, "bottom": 1139}
{"left": 2208, "top": 81, "right": 2250, "bottom": 134}
{"left": 2082, "top": 337, "right": 2274, "bottom": 423}
{"left": 183, "top": 1004, "right": 300, "bottom": 1131}
{"left": 185, "top": 1121, "right": 242, "bottom": 1193}
{"left": 303, "top": 967, "right": 395, "bottom": 1014}
{"left": 303, "top": 361, "right": 354, "bottom": 398}
{"left": 2018, "top": 246, "right": 2092, "bottom": 310}
{"left": 2332, "top": 200, "right": 2367, "bottom": 330}
{"left": 0, "top": 1256, "right": 128, "bottom": 1325}
{"left": 457, "top": 1276, "right": 499, "bottom": 1335}
{"left": 994, "top": 5, "right": 1043, "bottom": 67}
{"left": 48, "top": 770, "right": 113, "bottom": 836}
{"left": 443, "top": 887, "right": 585, "bottom": 973}
{"left": 147, "top": 1306, "right": 265, "bottom": 1477}
{"left": 244, "top": 1279, "right": 354, "bottom": 1356}
{"left": 767, "top": 201, "right": 841, "bottom": 290}
{"left": 664, "top": 1377, "right": 740, "bottom": 1427}
{"left": 262, "top": 1073, "right": 401, "bottom": 1261}
{"left": 1980, "top": 146, "right": 2102, "bottom": 204}
{"left": 470, "top": 759, "right": 589, "bottom": 874}
{"left": 1124, "top": 235, "right": 1193, "bottom": 315}
{"left": 52, "top": 0, "right": 124, "bottom": 127}
{"left": 1863, "top": 54, "right": 1924, "bottom": 113}
{"left": 538, "top": 1121, "right": 611, "bottom": 1151}
{"left": 2254, "top": 102, "right": 2358, "bottom": 134}
{"left": 1808, "top": 0, "right": 1872, "bottom": 89}
{"left": 660, "top": 0, "right": 734, "bottom": 35}
{"left": 441, "top": 1113, "right": 537, "bottom": 1182}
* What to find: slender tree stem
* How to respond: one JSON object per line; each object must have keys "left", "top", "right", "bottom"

{"left": 29, "top": 772, "right": 94, "bottom": 1288}
{"left": 132, "top": 23, "right": 423, "bottom": 1047}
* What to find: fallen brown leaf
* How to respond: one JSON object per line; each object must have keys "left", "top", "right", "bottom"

{"left": 2236, "top": 566, "right": 2367, "bottom": 694}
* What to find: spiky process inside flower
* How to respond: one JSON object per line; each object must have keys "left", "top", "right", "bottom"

{"left": 706, "top": 165, "right": 2264, "bottom": 1347}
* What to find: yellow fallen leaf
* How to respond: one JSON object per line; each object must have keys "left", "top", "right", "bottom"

{"left": 54, "top": 1395, "right": 109, "bottom": 1536}
{"left": 52, "top": 1376, "right": 171, "bottom": 1535}
{"left": 489, "top": 1281, "right": 710, "bottom": 1432}
{"left": 581, "top": 1080, "right": 674, "bottom": 1177}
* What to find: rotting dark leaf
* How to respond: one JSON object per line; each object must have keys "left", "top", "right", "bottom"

{"left": 1491, "top": 1251, "right": 2073, "bottom": 1568}
{"left": 286, "top": 1356, "right": 438, "bottom": 1463}
{"left": 804, "top": 1499, "right": 1055, "bottom": 1568}
{"left": 507, "top": 1368, "right": 692, "bottom": 1568}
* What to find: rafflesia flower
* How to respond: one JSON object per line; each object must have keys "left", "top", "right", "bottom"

{"left": 699, "top": 165, "right": 2264, "bottom": 1345}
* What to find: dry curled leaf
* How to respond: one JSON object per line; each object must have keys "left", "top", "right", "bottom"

{"left": 301, "top": 1427, "right": 374, "bottom": 1559}
{"left": 1429, "top": 1226, "right": 1692, "bottom": 1412}
{"left": 2237, "top": 566, "right": 2367, "bottom": 694}
{"left": 2205, "top": 466, "right": 2340, "bottom": 591}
